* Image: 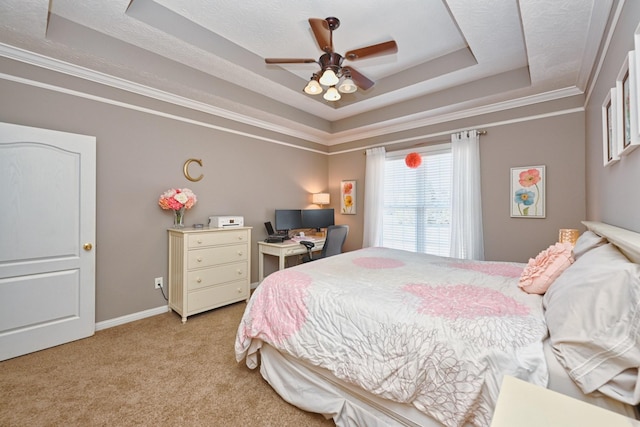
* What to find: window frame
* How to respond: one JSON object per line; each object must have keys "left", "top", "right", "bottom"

{"left": 383, "top": 143, "right": 452, "bottom": 256}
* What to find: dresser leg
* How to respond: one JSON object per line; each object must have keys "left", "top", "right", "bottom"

{"left": 181, "top": 316, "right": 187, "bottom": 324}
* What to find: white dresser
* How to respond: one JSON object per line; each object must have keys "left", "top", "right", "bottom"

{"left": 167, "top": 227, "right": 252, "bottom": 323}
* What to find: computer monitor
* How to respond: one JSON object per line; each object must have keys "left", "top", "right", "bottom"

{"left": 274, "top": 209, "right": 302, "bottom": 234}
{"left": 301, "top": 208, "right": 335, "bottom": 232}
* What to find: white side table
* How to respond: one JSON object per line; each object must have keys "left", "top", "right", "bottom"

{"left": 491, "top": 376, "right": 640, "bottom": 427}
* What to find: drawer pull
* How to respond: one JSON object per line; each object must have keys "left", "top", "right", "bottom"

{"left": 236, "top": 269, "right": 242, "bottom": 275}
{"left": 197, "top": 239, "right": 203, "bottom": 244}
{"left": 237, "top": 251, "right": 243, "bottom": 256}
{"left": 196, "top": 277, "right": 202, "bottom": 283}
{"left": 197, "top": 257, "right": 203, "bottom": 262}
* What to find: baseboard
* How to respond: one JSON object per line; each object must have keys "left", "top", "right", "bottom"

{"left": 95, "top": 305, "right": 169, "bottom": 331}
{"left": 251, "top": 281, "right": 260, "bottom": 290}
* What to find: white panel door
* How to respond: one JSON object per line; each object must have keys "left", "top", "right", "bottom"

{"left": 0, "top": 122, "right": 96, "bottom": 361}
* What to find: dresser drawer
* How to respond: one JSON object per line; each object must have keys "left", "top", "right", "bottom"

{"left": 187, "top": 262, "right": 248, "bottom": 290}
{"left": 187, "top": 244, "right": 248, "bottom": 269}
{"left": 187, "top": 280, "right": 249, "bottom": 312}
{"left": 168, "top": 227, "right": 251, "bottom": 323}
{"left": 188, "top": 229, "right": 249, "bottom": 248}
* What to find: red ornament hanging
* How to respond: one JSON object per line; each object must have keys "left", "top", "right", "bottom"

{"left": 405, "top": 152, "right": 422, "bottom": 168}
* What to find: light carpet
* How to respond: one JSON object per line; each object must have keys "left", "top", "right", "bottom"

{"left": 0, "top": 302, "right": 333, "bottom": 426}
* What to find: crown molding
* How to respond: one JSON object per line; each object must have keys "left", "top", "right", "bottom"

{"left": 0, "top": 42, "right": 586, "bottom": 150}
{"left": 330, "top": 106, "right": 585, "bottom": 155}
{"left": 0, "top": 42, "right": 329, "bottom": 144}
{"left": 584, "top": 0, "right": 625, "bottom": 107}
{"left": 325, "top": 87, "right": 584, "bottom": 146}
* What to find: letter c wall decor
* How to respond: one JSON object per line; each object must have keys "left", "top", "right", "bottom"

{"left": 183, "top": 158, "right": 203, "bottom": 182}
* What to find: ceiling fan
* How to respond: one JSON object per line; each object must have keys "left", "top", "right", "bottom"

{"left": 265, "top": 17, "right": 398, "bottom": 101}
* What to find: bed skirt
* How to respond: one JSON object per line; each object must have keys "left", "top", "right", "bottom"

{"left": 258, "top": 342, "right": 638, "bottom": 426}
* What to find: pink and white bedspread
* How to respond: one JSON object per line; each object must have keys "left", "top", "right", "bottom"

{"left": 235, "top": 247, "right": 549, "bottom": 427}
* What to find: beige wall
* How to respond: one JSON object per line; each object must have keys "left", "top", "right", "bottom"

{"left": 0, "top": 74, "right": 589, "bottom": 323}
{"left": 0, "top": 73, "right": 328, "bottom": 322}
{"left": 328, "top": 150, "right": 365, "bottom": 252}
{"left": 328, "top": 110, "right": 586, "bottom": 263}
{"left": 585, "top": 0, "right": 640, "bottom": 232}
{"left": 4, "top": 4, "right": 639, "bottom": 322}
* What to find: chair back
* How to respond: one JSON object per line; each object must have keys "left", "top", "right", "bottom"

{"left": 321, "top": 225, "right": 349, "bottom": 258}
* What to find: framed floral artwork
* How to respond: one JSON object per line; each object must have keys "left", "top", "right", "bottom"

{"left": 602, "top": 87, "right": 620, "bottom": 167}
{"left": 510, "top": 166, "right": 545, "bottom": 218}
{"left": 617, "top": 51, "right": 640, "bottom": 156}
{"left": 633, "top": 26, "right": 640, "bottom": 147}
{"left": 341, "top": 180, "right": 356, "bottom": 214}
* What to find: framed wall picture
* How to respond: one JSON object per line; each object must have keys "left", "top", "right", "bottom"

{"left": 602, "top": 87, "right": 620, "bottom": 166}
{"left": 633, "top": 24, "right": 640, "bottom": 147}
{"left": 617, "top": 51, "right": 640, "bottom": 156}
{"left": 510, "top": 166, "right": 545, "bottom": 218}
{"left": 340, "top": 180, "right": 356, "bottom": 214}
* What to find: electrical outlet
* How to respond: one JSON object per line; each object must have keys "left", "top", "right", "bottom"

{"left": 154, "top": 277, "right": 163, "bottom": 289}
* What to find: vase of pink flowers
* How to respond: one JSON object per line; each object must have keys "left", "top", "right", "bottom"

{"left": 158, "top": 188, "right": 197, "bottom": 228}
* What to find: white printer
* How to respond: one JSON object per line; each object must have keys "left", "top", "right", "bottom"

{"left": 208, "top": 215, "right": 244, "bottom": 228}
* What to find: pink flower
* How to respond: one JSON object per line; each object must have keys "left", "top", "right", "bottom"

{"left": 158, "top": 188, "right": 197, "bottom": 211}
{"left": 343, "top": 182, "right": 353, "bottom": 194}
{"left": 518, "top": 169, "right": 541, "bottom": 187}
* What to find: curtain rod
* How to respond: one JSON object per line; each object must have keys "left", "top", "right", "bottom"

{"left": 364, "top": 130, "right": 487, "bottom": 154}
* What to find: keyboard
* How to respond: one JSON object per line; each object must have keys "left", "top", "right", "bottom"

{"left": 291, "top": 236, "right": 316, "bottom": 242}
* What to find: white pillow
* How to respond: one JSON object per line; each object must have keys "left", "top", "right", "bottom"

{"left": 571, "top": 230, "right": 607, "bottom": 260}
{"left": 543, "top": 243, "right": 640, "bottom": 404}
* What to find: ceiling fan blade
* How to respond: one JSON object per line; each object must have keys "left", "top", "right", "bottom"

{"left": 342, "top": 66, "right": 375, "bottom": 91}
{"left": 309, "top": 18, "right": 332, "bottom": 52}
{"left": 345, "top": 40, "right": 398, "bottom": 61}
{"left": 265, "top": 58, "right": 317, "bottom": 64}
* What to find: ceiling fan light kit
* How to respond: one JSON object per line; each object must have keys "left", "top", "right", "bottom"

{"left": 304, "top": 78, "right": 323, "bottom": 95}
{"left": 323, "top": 86, "right": 341, "bottom": 101}
{"left": 338, "top": 78, "right": 357, "bottom": 94}
{"left": 266, "top": 17, "right": 398, "bottom": 102}
{"left": 319, "top": 68, "right": 339, "bottom": 86}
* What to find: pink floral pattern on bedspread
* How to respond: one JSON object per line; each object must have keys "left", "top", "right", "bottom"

{"left": 236, "top": 270, "right": 311, "bottom": 347}
{"left": 449, "top": 261, "right": 524, "bottom": 277}
{"left": 352, "top": 256, "right": 405, "bottom": 269}
{"left": 404, "top": 284, "right": 529, "bottom": 319}
{"left": 403, "top": 283, "right": 541, "bottom": 350}
{"left": 235, "top": 247, "right": 548, "bottom": 427}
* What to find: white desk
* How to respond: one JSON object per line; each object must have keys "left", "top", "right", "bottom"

{"left": 491, "top": 376, "right": 640, "bottom": 427}
{"left": 257, "top": 238, "right": 325, "bottom": 281}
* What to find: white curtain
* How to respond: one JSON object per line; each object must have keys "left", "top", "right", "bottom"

{"left": 450, "top": 130, "right": 485, "bottom": 260}
{"left": 362, "top": 147, "right": 386, "bottom": 247}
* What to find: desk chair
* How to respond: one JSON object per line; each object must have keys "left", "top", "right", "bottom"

{"left": 300, "top": 225, "right": 349, "bottom": 262}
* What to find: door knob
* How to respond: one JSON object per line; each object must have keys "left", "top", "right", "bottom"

{"left": 83, "top": 243, "right": 93, "bottom": 251}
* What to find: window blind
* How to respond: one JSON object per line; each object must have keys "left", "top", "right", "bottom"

{"left": 383, "top": 144, "right": 452, "bottom": 256}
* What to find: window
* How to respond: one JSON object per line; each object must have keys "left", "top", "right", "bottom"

{"left": 382, "top": 144, "right": 452, "bottom": 256}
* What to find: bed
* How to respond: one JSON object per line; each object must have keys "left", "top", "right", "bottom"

{"left": 235, "top": 221, "right": 640, "bottom": 426}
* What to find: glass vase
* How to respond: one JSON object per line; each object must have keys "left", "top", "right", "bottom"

{"left": 173, "top": 207, "right": 186, "bottom": 228}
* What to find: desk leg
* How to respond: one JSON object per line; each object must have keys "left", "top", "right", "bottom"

{"left": 278, "top": 255, "right": 286, "bottom": 272}
{"left": 258, "top": 251, "right": 265, "bottom": 282}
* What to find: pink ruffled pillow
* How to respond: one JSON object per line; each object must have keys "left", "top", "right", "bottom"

{"left": 519, "top": 242, "right": 574, "bottom": 294}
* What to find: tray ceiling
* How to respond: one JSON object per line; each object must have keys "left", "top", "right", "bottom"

{"left": 0, "top": 0, "right": 614, "bottom": 145}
